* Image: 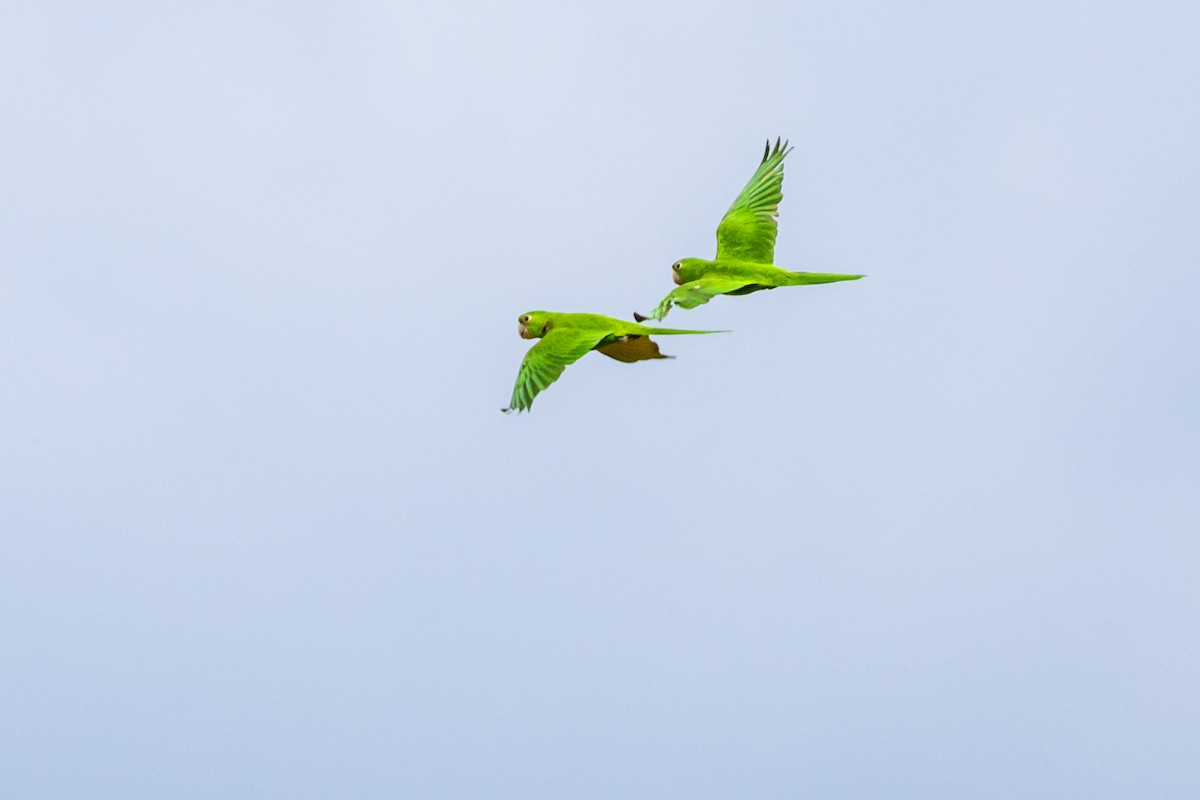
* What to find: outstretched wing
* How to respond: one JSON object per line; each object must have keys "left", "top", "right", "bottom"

{"left": 635, "top": 278, "right": 752, "bottom": 322}
{"left": 503, "top": 327, "right": 607, "bottom": 413}
{"left": 715, "top": 138, "right": 792, "bottom": 264}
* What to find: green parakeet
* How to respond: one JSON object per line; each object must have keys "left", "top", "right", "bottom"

{"left": 635, "top": 138, "right": 863, "bottom": 321}
{"left": 503, "top": 311, "right": 725, "bottom": 413}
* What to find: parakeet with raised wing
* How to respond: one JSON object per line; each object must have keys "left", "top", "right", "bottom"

{"left": 635, "top": 138, "right": 863, "bottom": 321}
{"left": 503, "top": 311, "right": 726, "bottom": 413}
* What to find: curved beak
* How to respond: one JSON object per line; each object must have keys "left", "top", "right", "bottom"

{"left": 672, "top": 271, "right": 683, "bottom": 285}
{"left": 518, "top": 323, "right": 531, "bottom": 339}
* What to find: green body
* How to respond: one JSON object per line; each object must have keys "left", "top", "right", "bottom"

{"left": 636, "top": 138, "right": 863, "bottom": 321}
{"left": 504, "top": 311, "right": 725, "bottom": 413}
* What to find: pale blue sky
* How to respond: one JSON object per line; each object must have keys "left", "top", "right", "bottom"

{"left": 3, "top": 1, "right": 1198, "bottom": 797}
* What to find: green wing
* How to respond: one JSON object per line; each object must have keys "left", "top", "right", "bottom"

{"left": 503, "top": 327, "right": 607, "bottom": 413}
{"left": 636, "top": 278, "right": 752, "bottom": 321}
{"left": 715, "top": 138, "right": 793, "bottom": 264}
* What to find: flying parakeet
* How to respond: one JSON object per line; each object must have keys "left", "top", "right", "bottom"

{"left": 503, "top": 311, "right": 725, "bottom": 413}
{"left": 635, "top": 138, "right": 863, "bottom": 321}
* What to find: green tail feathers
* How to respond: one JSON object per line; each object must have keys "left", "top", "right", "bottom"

{"left": 642, "top": 327, "right": 729, "bottom": 335}
{"left": 785, "top": 271, "right": 864, "bottom": 285}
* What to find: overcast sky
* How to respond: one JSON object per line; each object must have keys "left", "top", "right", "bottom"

{"left": 3, "top": 1, "right": 1198, "bottom": 797}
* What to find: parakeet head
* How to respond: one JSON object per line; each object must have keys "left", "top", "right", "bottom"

{"left": 516, "top": 311, "right": 552, "bottom": 339}
{"left": 671, "top": 258, "right": 708, "bottom": 285}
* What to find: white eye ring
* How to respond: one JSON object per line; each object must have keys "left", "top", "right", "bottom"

{"left": 672, "top": 262, "right": 681, "bottom": 271}
{"left": 520, "top": 314, "right": 530, "bottom": 324}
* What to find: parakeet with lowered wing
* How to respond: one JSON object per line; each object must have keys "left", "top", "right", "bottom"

{"left": 503, "top": 311, "right": 726, "bottom": 413}
{"left": 635, "top": 138, "right": 863, "bottom": 322}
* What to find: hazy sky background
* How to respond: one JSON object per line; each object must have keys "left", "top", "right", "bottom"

{"left": 3, "top": 1, "right": 1198, "bottom": 796}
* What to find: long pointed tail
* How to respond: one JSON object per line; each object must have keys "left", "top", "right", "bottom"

{"left": 785, "top": 271, "right": 864, "bottom": 285}
{"left": 635, "top": 326, "right": 729, "bottom": 335}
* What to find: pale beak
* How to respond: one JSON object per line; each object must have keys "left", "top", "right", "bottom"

{"left": 518, "top": 323, "right": 531, "bottom": 339}
{"left": 672, "top": 271, "right": 683, "bottom": 285}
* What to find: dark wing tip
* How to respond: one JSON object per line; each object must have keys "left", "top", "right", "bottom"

{"left": 762, "top": 139, "right": 770, "bottom": 162}
{"left": 633, "top": 311, "right": 648, "bottom": 322}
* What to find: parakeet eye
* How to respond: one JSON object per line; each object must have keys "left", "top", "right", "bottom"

{"left": 520, "top": 314, "right": 531, "bottom": 324}
{"left": 672, "top": 261, "right": 681, "bottom": 271}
